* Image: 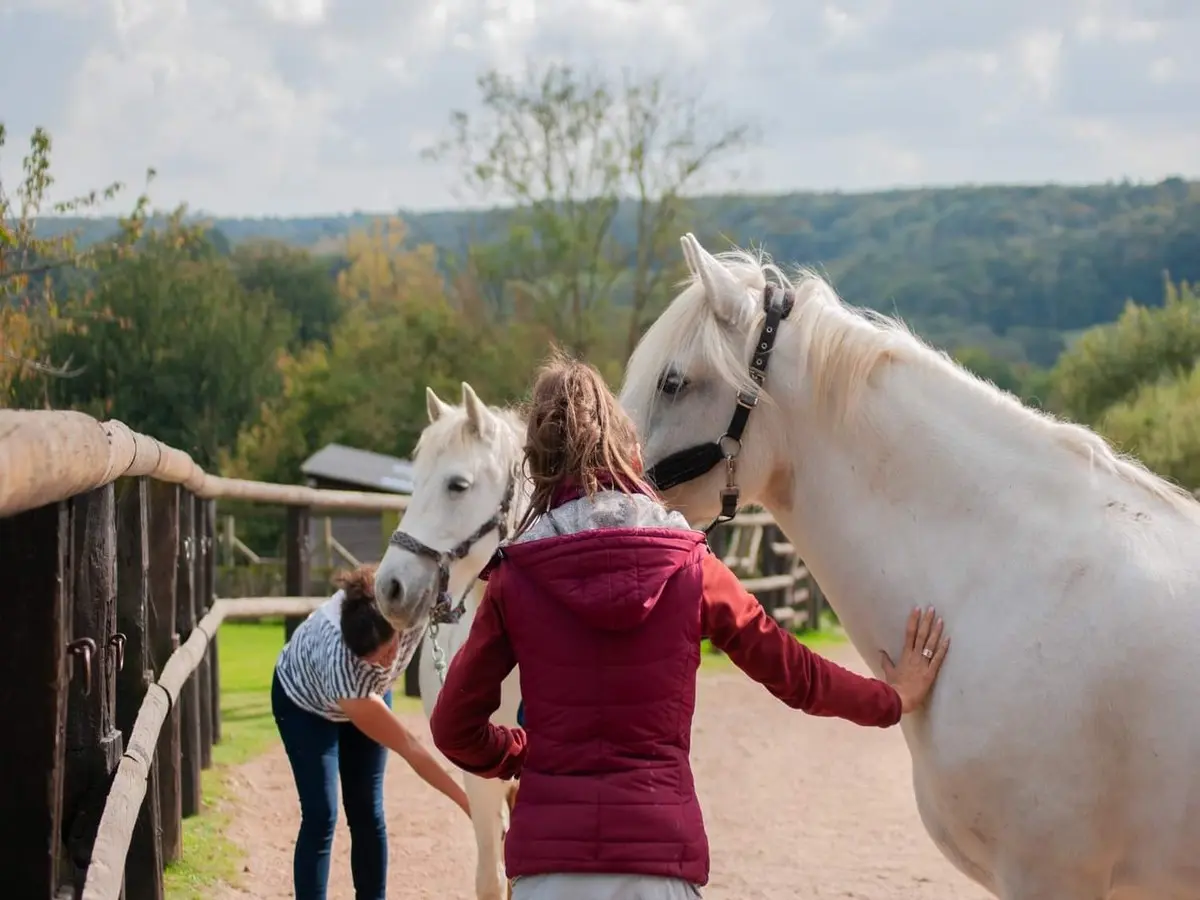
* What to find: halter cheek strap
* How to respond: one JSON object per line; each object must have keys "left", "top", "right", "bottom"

{"left": 387, "top": 470, "right": 518, "bottom": 626}
{"left": 644, "top": 284, "right": 795, "bottom": 533}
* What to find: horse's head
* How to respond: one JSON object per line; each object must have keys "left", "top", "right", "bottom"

{"left": 619, "top": 233, "right": 798, "bottom": 521}
{"left": 374, "top": 382, "right": 525, "bottom": 630}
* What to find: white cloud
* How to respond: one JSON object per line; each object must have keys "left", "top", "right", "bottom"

{"left": 0, "top": 0, "right": 1197, "bottom": 216}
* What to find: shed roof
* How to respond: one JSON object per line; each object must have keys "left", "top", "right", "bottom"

{"left": 300, "top": 443, "right": 415, "bottom": 494}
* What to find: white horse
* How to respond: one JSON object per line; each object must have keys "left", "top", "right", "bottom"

{"left": 374, "top": 382, "right": 526, "bottom": 900}
{"left": 618, "top": 233, "right": 1200, "bottom": 900}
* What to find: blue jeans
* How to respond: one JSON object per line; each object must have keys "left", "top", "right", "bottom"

{"left": 271, "top": 671, "right": 391, "bottom": 900}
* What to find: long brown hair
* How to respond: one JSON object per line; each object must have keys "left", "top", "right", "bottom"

{"left": 515, "top": 348, "right": 652, "bottom": 535}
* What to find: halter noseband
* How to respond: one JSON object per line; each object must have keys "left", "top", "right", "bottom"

{"left": 643, "top": 283, "right": 795, "bottom": 533}
{"left": 387, "top": 471, "right": 518, "bottom": 626}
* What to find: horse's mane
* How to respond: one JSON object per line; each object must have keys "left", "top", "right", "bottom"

{"left": 629, "top": 245, "right": 1197, "bottom": 516}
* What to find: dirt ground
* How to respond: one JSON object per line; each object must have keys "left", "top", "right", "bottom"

{"left": 215, "top": 644, "right": 992, "bottom": 899}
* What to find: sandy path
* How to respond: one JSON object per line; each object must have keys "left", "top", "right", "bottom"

{"left": 215, "top": 644, "right": 991, "bottom": 899}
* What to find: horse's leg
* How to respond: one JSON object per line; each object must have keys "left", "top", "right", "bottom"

{"left": 463, "top": 772, "right": 509, "bottom": 900}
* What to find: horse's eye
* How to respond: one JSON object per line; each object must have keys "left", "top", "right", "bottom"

{"left": 447, "top": 476, "right": 471, "bottom": 494}
{"left": 658, "top": 371, "right": 689, "bottom": 396}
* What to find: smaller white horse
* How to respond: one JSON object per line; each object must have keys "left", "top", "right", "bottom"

{"left": 374, "top": 382, "right": 527, "bottom": 900}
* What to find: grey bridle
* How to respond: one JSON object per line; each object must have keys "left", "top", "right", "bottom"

{"left": 386, "top": 470, "right": 518, "bottom": 681}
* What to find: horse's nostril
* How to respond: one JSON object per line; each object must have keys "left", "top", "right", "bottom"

{"left": 384, "top": 577, "right": 403, "bottom": 605}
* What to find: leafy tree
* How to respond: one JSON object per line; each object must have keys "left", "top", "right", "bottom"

{"left": 232, "top": 240, "right": 342, "bottom": 348}
{"left": 1100, "top": 364, "right": 1200, "bottom": 489}
{"left": 43, "top": 215, "right": 291, "bottom": 466}
{"left": 1049, "top": 278, "right": 1200, "bottom": 424}
{"left": 427, "top": 63, "right": 750, "bottom": 360}
{"left": 1, "top": 123, "right": 152, "bottom": 404}
{"left": 225, "top": 220, "right": 545, "bottom": 484}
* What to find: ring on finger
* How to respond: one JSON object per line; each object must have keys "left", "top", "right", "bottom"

{"left": 921, "top": 647, "right": 934, "bottom": 660}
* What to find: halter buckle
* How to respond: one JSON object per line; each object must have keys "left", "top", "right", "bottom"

{"left": 735, "top": 389, "right": 759, "bottom": 410}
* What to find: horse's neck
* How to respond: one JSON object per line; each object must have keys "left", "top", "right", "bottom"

{"left": 768, "top": 357, "right": 1120, "bottom": 672}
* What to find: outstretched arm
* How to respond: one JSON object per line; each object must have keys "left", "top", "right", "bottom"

{"left": 700, "top": 552, "right": 903, "bottom": 727}
{"left": 339, "top": 695, "right": 471, "bottom": 816}
{"left": 428, "top": 578, "right": 526, "bottom": 779}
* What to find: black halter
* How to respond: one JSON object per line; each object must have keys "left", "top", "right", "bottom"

{"left": 643, "top": 283, "right": 795, "bottom": 533}
{"left": 386, "top": 471, "right": 517, "bottom": 625}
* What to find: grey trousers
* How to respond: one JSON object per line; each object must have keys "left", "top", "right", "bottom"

{"left": 511, "top": 874, "right": 702, "bottom": 900}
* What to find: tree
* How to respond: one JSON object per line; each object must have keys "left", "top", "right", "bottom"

{"left": 426, "top": 63, "right": 751, "bottom": 361}
{"left": 43, "top": 215, "right": 291, "bottom": 466}
{"left": 232, "top": 240, "right": 343, "bottom": 349}
{"left": 225, "top": 220, "right": 545, "bottom": 484}
{"left": 1049, "top": 277, "right": 1200, "bottom": 425}
{"left": 1100, "top": 364, "right": 1200, "bottom": 489}
{"left": 1, "top": 123, "right": 153, "bottom": 404}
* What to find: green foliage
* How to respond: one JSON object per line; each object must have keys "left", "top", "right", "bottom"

{"left": 48, "top": 177, "right": 1193, "bottom": 368}
{"left": 427, "top": 63, "right": 749, "bottom": 360}
{"left": 1100, "top": 364, "right": 1200, "bottom": 489}
{"left": 43, "top": 216, "right": 292, "bottom": 466}
{"left": 231, "top": 240, "right": 342, "bottom": 349}
{"left": 1050, "top": 278, "right": 1200, "bottom": 424}
{"left": 224, "top": 224, "right": 546, "bottom": 485}
{"left": 1, "top": 122, "right": 153, "bottom": 403}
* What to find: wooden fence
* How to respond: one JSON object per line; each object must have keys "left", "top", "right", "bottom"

{"left": 0, "top": 409, "right": 819, "bottom": 900}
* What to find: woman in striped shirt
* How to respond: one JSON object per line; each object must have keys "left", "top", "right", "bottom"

{"left": 272, "top": 565, "right": 470, "bottom": 900}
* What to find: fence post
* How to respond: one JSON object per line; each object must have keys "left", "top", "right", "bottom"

{"left": 0, "top": 500, "right": 71, "bottom": 898}
{"left": 205, "top": 500, "right": 221, "bottom": 746}
{"left": 284, "top": 505, "right": 312, "bottom": 640}
{"left": 115, "top": 477, "right": 165, "bottom": 900}
{"left": 62, "top": 485, "right": 124, "bottom": 895}
{"left": 176, "top": 492, "right": 203, "bottom": 817}
{"left": 147, "top": 480, "right": 183, "bottom": 863}
{"left": 193, "top": 497, "right": 214, "bottom": 771}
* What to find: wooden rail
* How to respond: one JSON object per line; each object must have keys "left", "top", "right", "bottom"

{"left": 0, "top": 410, "right": 410, "bottom": 518}
{"left": 0, "top": 409, "right": 818, "bottom": 899}
{"left": 82, "top": 597, "right": 323, "bottom": 900}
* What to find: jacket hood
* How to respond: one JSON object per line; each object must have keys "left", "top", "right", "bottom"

{"left": 489, "top": 489, "right": 706, "bottom": 631}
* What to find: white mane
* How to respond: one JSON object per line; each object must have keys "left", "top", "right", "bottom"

{"left": 627, "top": 245, "right": 1198, "bottom": 516}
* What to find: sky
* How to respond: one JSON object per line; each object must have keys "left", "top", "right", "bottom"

{"left": 1, "top": 0, "right": 1198, "bottom": 217}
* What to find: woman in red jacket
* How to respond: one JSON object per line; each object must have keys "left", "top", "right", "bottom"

{"left": 429, "top": 353, "right": 950, "bottom": 900}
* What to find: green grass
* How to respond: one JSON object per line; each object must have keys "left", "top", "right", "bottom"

{"left": 164, "top": 620, "right": 285, "bottom": 899}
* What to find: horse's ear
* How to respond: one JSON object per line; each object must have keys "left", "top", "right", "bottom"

{"left": 680, "top": 232, "right": 751, "bottom": 325}
{"left": 461, "top": 382, "right": 495, "bottom": 438}
{"left": 680, "top": 234, "right": 700, "bottom": 276}
{"left": 426, "top": 386, "right": 453, "bottom": 423}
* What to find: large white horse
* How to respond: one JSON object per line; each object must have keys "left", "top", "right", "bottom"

{"left": 374, "top": 382, "right": 526, "bottom": 900}
{"left": 619, "top": 233, "right": 1200, "bottom": 900}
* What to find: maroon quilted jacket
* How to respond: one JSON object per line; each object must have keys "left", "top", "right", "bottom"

{"left": 429, "top": 480, "right": 901, "bottom": 885}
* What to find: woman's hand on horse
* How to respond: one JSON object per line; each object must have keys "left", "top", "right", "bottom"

{"left": 880, "top": 605, "right": 950, "bottom": 714}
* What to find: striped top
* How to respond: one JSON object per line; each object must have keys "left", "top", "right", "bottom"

{"left": 275, "top": 591, "right": 425, "bottom": 722}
